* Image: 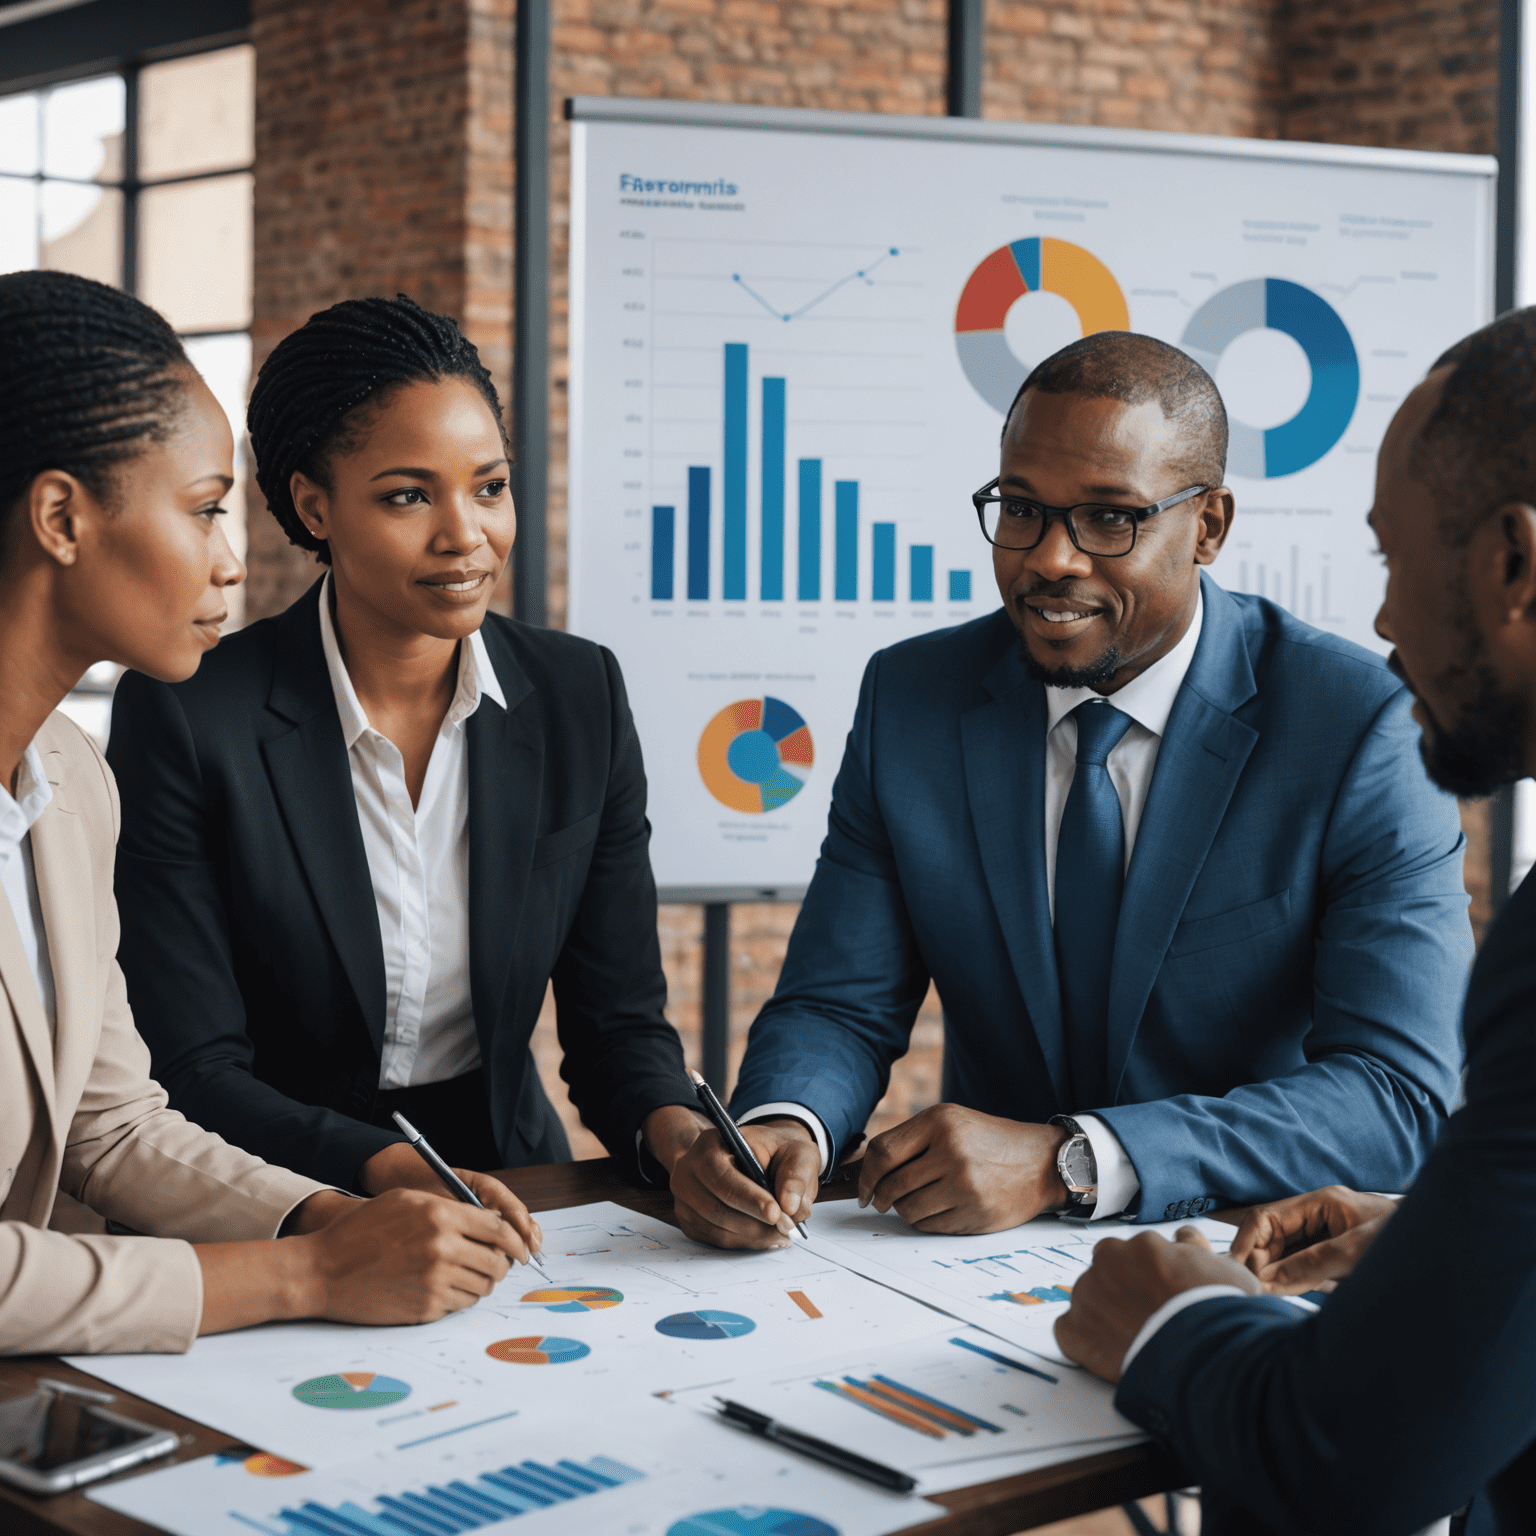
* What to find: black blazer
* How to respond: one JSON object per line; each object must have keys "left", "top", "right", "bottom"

{"left": 107, "top": 581, "right": 695, "bottom": 1190}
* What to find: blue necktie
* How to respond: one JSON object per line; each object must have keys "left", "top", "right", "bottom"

{"left": 1054, "top": 700, "right": 1133, "bottom": 1110}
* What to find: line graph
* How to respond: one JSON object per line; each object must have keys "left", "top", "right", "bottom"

{"left": 732, "top": 248, "right": 902, "bottom": 322}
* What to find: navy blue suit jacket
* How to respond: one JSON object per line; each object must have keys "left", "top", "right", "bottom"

{"left": 731, "top": 574, "right": 1472, "bottom": 1217}
{"left": 1118, "top": 863, "right": 1536, "bottom": 1535}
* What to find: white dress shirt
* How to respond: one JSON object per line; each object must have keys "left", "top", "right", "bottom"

{"left": 742, "top": 596, "right": 1204, "bottom": 1219}
{"left": 318, "top": 574, "right": 506, "bottom": 1090}
{"left": 0, "top": 744, "right": 56, "bottom": 1032}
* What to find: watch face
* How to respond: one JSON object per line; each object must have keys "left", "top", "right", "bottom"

{"left": 1061, "top": 1136, "right": 1096, "bottom": 1194}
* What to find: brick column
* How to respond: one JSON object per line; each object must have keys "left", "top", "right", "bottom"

{"left": 245, "top": 0, "right": 514, "bottom": 623}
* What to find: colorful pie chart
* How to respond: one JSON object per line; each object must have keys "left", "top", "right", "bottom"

{"left": 292, "top": 1372, "right": 411, "bottom": 1411}
{"left": 667, "top": 1510, "right": 838, "bottom": 1536}
{"left": 1180, "top": 277, "right": 1359, "bottom": 478}
{"left": 486, "top": 1334, "right": 591, "bottom": 1365}
{"left": 954, "top": 236, "right": 1129, "bottom": 413}
{"left": 655, "top": 1309, "right": 757, "bottom": 1341}
{"left": 698, "top": 697, "right": 813, "bottom": 814}
{"left": 521, "top": 1285, "right": 624, "bottom": 1313}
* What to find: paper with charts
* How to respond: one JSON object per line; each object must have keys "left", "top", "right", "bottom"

{"left": 803, "top": 1203, "right": 1233, "bottom": 1365}
{"left": 674, "top": 1322, "right": 1141, "bottom": 1494}
{"left": 87, "top": 1395, "right": 944, "bottom": 1536}
{"left": 66, "top": 1202, "right": 952, "bottom": 1470}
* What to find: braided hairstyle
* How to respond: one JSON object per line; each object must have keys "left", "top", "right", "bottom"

{"left": 248, "top": 295, "right": 508, "bottom": 563}
{"left": 0, "top": 270, "right": 191, "bottom": 545}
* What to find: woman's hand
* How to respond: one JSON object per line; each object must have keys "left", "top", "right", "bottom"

{"left": 1228, "top": 1185, "right": 1398, "bottom": 1294}
{"left": 357, "top": 1141, "right": 543, "bottom": 1264}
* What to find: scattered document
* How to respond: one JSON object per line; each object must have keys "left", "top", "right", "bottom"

{"left": 87, "top": 1397, "right": 945, "bottom": 1536}
{"left": 802, "top": 1202, "right": 1234, "bottom": 1364}
{"left": 675, "top": 1322, "right": 1141, "bottom": 1493}
{"left": 68, "top": 1203, "right": 948, "bottom": 1469}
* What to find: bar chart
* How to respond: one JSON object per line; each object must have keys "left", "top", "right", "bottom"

{"left": 648, "top": 339, "right": 976, "bottom": 612}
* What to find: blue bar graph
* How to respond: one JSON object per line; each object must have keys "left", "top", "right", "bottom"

{"left": 651, "top": 507, "right": 674, "bottom": 600}
{"left": 910, "top": 544, "right": 933, "bottom": 602}
{"left": 835, "top": 481, "right": 859, "bottom": 601}
{"left": 949, "top": 569, "right": 972, "bottom": 601}
{"left": 761, "top": 377, "right": 785, "bottom": 600}
{"left": 688, "top": 466, "right": 710, "bottom": 600}
{"left": 723, "top": 343, "right": 748, "bottom": 600}
{"left": 873, "top": 522, "right": 895, "bottom": 600}
{"left": 798, "top": 459, "right": 821, "bottom": 600}
{"left": 261, "top": 1454, "right": 647, "bottom": 1536}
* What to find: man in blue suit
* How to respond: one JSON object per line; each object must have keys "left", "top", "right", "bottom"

{"left": 667, "top": 331, "right": 1472, "bottom": 1250}
{"left": 1055, "top": 311, "right": 1536, "bottom": 1536}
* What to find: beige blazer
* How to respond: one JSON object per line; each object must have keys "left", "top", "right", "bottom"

{"left": 0, "top": 711, "right": 327, "bottom": 1355}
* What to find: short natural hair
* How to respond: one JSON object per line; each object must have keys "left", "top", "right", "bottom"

{"left": 0, "top": 270, "right": 190, "bottom": 546}
{"left": 248, "top": 294, "right": 508, "bottom": 564}
{"left": 1415, "top": 308, "right": 1536, "bottom": 550}
{"left": 1005, "top": 331, "right": 1228, "bottom": 488}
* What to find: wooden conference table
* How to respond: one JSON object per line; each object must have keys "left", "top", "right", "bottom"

{"left": 0, "top": 1158, "right": 1197, "bottom": 1536}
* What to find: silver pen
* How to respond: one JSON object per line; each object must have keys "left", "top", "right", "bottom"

{"left": 391, "top": 1112, "right": 550, "bottom": 1280}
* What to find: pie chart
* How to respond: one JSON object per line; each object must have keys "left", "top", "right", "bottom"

{"left": 655, "top": 1310, "right": 756, "bottom": 1341}
{"left": 955, "top": 236, "right": 1129, "bottom": 414}
{"left": 1180, "top": 277, "right": 1359, "bottom": 478}
{"left": 667, "top": 1509, "right": 838, "bottom": 1536}
{"left": 486, "top": 1334, "right": 591, "bottom": 1364}
{"left": 697, "top": 697, "right": 813, "bottom": 814}
{"left": 292, "top": 1372, "right": 411, "bottom": 1411}
{"left": 521, "top": 1285, "right": 624, "bottom": 1313}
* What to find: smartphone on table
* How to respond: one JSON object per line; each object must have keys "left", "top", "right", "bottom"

{"left": 0, "top": 1377, "right": 178, "bottom": 1495}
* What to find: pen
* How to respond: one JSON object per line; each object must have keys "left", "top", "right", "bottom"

{"left": 688, "top": 1069, "right": 809, "bottom": 1240}
{"left": 391, "top": 1112, "right": 550, "bottom": 1280}
{"left": 714, "top": 1399, "right": 917, "bottom": 1494}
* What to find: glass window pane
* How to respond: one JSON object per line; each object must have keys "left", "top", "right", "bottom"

{"left": 0, "top": 179, "right": 38, "bottom": 273}
{"left": 42, "top": 75, "right": 125, "bottom": 183}
{"left": 182, "top": 332, "right": 251, "bottom": 576}
{"left": 139, "top": 172, "right": 252, "bottom": 331}
{"left": 39, "top": 181, "right": 121, "bottom": 285}
{"left": 0, "top": 93, "right": 39, "bottom": 174}
{"left": 140, "top": 45, "right": 254, "bottom": 181}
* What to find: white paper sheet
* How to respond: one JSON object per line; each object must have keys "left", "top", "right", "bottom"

{"left": 87, "top": 1397, "right": 945, "bottom": 1536}
{"left": 67, "top": 1203, "right": 948, "bottom": 1469}
{"left": 673, "top": 1321, "right": 1141, "bottom": 1493}
{"left": 800, "top": 1203, "right": 1234, "bottom": 1365}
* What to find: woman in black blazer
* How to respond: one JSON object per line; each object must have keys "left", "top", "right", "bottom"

{"left": 108, "top": 297, "right": 706, "bottom": 1223}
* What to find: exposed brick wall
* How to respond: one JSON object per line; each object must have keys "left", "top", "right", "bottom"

{"left": 1277, "top": 0, "right": 1499, "bottom": 154}
{"left": 244, "top": 0, "right": 515, "bottom": 623}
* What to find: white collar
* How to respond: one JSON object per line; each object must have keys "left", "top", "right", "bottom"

{"left": 1045, "top": 587, "right": 1204, "bottom": 741}
{"left": 317, "top": 571, "right": 507, "bottom": 751}
{"left": 0, "top": 743, "right": 53, "bottom": 868}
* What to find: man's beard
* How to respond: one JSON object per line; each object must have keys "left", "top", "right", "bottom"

{"left": 1024, "top": 645, "right": 1124, "bottom": 691}
{"left": 1393, "top": 610, "right": 1527, "bottom": 799}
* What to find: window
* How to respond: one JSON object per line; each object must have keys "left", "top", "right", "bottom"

{"left": 0, "top": 44, "right": 255, "bottom": 740}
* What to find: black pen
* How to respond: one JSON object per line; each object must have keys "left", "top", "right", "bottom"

{"left": 688, "top": 1069, "right": 810, "bottom": 1239}
{"left": 391, "top": 1111, "right": 550, "bottom": 1281}
{"left": 715, "top": 1399, "right": 917, "bottom": 1494}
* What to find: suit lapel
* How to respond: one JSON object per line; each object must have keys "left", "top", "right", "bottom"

{"left": 29, "top": 753, "right": 96, "bottom": 1123}
{"left": 961, "top": 639, "right": 1070, "bottom": 1104}
{"left": 0, "top": 840, "right": 57, "bottom": 1155}
{"left": 261, "top": 583, "right": 388, "bottom": 1052}
{"left": 466, "top": 628, "right": 540, "bottom": 1054}
{"left": 1105, "top": 576, "right": 1259, "bottom": 1098}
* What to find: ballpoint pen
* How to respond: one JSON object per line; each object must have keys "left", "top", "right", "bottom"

{"left": 714, "top": 1399, "right": 917, "bottom": 1493}
{"left": 688, "top": 1069, "right": 810, "bottom": 1240}
{"left": 391, "top": 1112, "right": 551, "bottom": 1280}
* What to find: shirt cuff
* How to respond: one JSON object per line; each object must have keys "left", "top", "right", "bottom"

{"left": 1120, "top": 1283, "right": 1252, "bottom": 1377}
{"left": 1075, "top": 1114, "right": 1140, "bottom": 1219}
{"left": 737, "top": 1103, "right": 831, "bottom": 1177}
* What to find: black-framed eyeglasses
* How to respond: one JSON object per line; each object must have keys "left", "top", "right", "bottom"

{"left": 972, "top": 479, "right": 1209, "bottom": 557}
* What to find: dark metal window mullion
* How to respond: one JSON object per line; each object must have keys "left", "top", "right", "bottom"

{"left": 121, "top": 64, "right": 139, "bottom": 294}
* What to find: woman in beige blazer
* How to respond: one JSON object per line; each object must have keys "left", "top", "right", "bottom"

{"left": 0, "top": 271, "right": 528, "bottom": 1356}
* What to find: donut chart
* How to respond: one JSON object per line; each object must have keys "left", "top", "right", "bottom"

{"left": 1180, "top": 277, "right": 1359, "bottom": 478}
{"left": 954, "top": 237, "right": 1129, "bottom": 413}
{"left": 698, "top": 697, "right": 813, "bottom": 814}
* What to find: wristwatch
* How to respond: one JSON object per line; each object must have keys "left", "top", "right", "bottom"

{"left": 1051, "top": 1115, "right": 1098, "bottom": 1210}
